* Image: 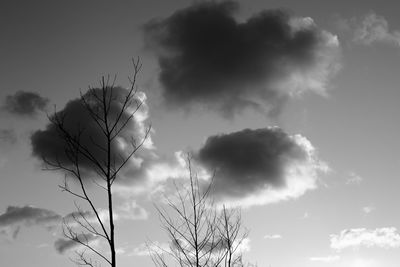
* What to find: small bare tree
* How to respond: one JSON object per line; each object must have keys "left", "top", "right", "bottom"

{"left": 217, "top": 207, "right": 246, "bottom": 267}
{"left": 151, "top": 157, "right": 248, "bottom": 267}
{"left": 42, "top": 58, "right": 150, "bottom": 267}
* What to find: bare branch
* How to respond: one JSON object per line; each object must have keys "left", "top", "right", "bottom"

{"left": 40, "top": 59, "right": 148, "bottom": 267}
{"left": 63, "top": 223, "right": 111, "bottom": 265}
{"left": 153, "top": 157, "right": 247, "bottom": 267}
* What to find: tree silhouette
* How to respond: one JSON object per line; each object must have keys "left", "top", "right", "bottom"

{"left": 41, "top": 58, "right": 150, "bottom": 267}
{"left": 151, "top": 157, "right": 248, "bottom": 267}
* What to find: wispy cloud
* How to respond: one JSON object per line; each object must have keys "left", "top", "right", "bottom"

{"left": 302, "top": 212, "right": 310, "bottom": 219}
{"left": 132, "top": 241, "right": 170, "bottom": 256}
{"left": 236, "top": 237, "right": 251, "bottom": 253}
{"left": 346, "top": 258, "right": 378, "bottom": 267}
{"left": 353, "top": 12, "right": 400, "bottom": 46}
{"left": 337, "top": 12, "right": 400, "bottom": 48}
{"left": 309, "top": 255, "right": 340, "bottom": 262}
{"left": 362, "top": 206, "right": 375, "bottom": 214}
{"left": 133, "top": 238, "right": 251, "bottom": 258}
{"left": 346, "top": 172, "right": 363, "bottom": 185}
{"left": 37, "top": 243, "right": 50, "bottom": 249}
{"left": 264, "top": 234, "right": 282, "bottom": 240}
{"left": 330, "top": 227, "right": 400, "bottom": 250}
{"left": 63, "top": 209, "right": 110, "bottom": 227}
{"left": 116, "top": 200, "right": 149, "bottom": 220}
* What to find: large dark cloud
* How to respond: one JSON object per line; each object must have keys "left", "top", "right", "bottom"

{"left": 194, "top": 127, "right": 328, "bottom": 207}
{"left": 2, "top": 90, "right": 49, "bottom": 116}
{"left": 31, "top": 87, "right": 153, "bottom": 183}
{"left": 144, "top": 1, "right": 340, "bottom": 117}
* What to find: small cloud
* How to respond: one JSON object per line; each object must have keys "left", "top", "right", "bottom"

{"left": 353, "top": 12, "right": 400, "bottom": 46}
{"left": 2, "top": 91, "right": 49, "bottom": 117}
{"left": 0, "top": 205, "right": 113, "bottom": 242}
{"left": 132, "top": 241, "right": 170, "bottom": 256}
{"left": 330, "top": 227, "right": 400, "bottom": 250}
{"left": 309, "top": 255, "right": 340, "bottom": 262}
{"left": 264, "top": 234, "right": 282, "bottom": 240}
{"left": 62, "top": 210, "right": 94, "bottom": 222}
{"left": 116, "top": 247, "right": 127, "bottom": 255}
{"left": 236, "top": 237, "right": 251, "bottom": 253}
{"left": 54, "top": 233, "right": 99, "bottom": 254}
{"left": 0, "top": 205, "right": 62, "bottom": 239}
{"left": 116, "top": 200, "right": 149, "bottom": 220}
{"left": 346, "top": 172, "right": 363, "bottom": 185}
{"left": 0, "top": 129, "right": 17, "bottom": 144}
{"left": 62, "top": 209, "right": 110, "bottom": 226}
{"left": 37, "top": 243, "right": 50, "bottom": 249}
{"left": 362, "top": 206, "right": 375, "bottom": 214}
{"left": 132, "top": 243, "right": 151, "bottom": 256}
{"left": 302, "top": 212, "right": 310, "bottom": 219}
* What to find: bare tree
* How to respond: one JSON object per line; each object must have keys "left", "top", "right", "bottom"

{"left": 151, "top": 157, "right": 248, "bottom": 267}
{"left": 217, "top": 207, "right": 247, "bottom": 267}
{"left": 42, "top": 58, "right": 150, "bottom": 267}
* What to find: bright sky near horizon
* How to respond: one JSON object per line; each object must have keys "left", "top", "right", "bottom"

{"left": 1, "top": 1, "right": 400, "bottom": 267}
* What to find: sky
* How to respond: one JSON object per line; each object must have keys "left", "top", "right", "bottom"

{"left": 1, "top": 0, "right": 400, "bottom": 266}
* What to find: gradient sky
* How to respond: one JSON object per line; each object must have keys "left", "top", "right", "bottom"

{"left": 1, "top": 1, "right": 400, "bottom": 267}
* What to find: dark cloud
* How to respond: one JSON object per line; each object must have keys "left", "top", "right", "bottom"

{"left": 0, "top": 206, "right": 62, "bottom": 238}
{"left": 194, "top": 127, "right": 328, "bottom": 207}
{"left": 144, "top": 1, "right": 340, "bottom": 117}
{"left": 31, "top": 87, "right": 153, "bottom": 183}
{"left": 196, "top": 127, "right": 304, "bottom": 194}
{"left": 0, "top": 129, "right": 17, "bottom": 144}
{"left": 54, "top": 233, "right": 99, "bottom": 254}
{"left": 2, "top": 90, "right": 49, "bottom": 116}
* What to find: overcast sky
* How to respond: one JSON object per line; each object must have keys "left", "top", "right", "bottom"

{"left": 1, "top": 1, "right": 400, "bottom": 267}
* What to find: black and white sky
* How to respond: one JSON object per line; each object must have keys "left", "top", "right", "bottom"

{"left": 1, "top": 1, "right": 400, "bottom": 267}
